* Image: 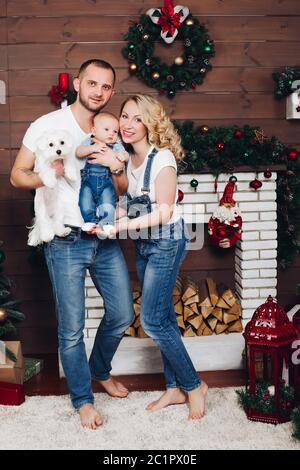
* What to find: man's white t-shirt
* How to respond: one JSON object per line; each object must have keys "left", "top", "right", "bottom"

{"left": 23, "top": 106, "right": 89, "bottom": 227}
{"left": 126, "top": 146, "right": 180, "bottom": 225}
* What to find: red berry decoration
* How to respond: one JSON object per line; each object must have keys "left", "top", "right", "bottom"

{"left": 264, "top": 168, "right": 272, "bottom": 179}
{"left": 177, "top": 189, "right": 184, "bottom": 202}
{"left": 215, "top": 141, "right": 225, "bottom": 151}
{"left": 288, "top": 149, "right": 298, "bottom": 160}
{"left": 250, "top": 178, "right": 263, "bottom": 190}
{"left": 234, "top": 130, "right": 243, "bottom": 138}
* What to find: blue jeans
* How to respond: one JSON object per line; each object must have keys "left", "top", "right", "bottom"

{"left": 44, "top": 228, "right": 134, "bottom": 409}
{"left": 134, "top": 226, "right": 201, "bottom": 392}
{"left": 79, "top": 165, "right": 116, "bottom": 226}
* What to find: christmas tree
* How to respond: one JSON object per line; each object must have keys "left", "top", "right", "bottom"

{"left": 0, "top": 241, "right": 25, "bottom": 361}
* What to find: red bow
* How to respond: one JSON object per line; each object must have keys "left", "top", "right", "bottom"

{"left": 158, "top": 0, "right": 182, "bottom": 35}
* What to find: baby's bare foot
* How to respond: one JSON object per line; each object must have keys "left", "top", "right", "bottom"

{"left": 78, "top": 404, "right": 103, "bottom": 430}
{"left": 99, "top": 377, "right": 129, "bottom": 398}
{"left": 187, "top": 381, "right": 208, "bottom": 420}
{"left": 146, "top": 388, "right": 187, "bottom": 412}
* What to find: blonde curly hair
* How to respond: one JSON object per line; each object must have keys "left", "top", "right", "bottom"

{"left": 120, "top": 94, "right": 185, "bottom": 162}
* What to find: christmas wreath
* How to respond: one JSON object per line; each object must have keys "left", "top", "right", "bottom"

{"left": 273, "top": 66, "right": 300, "bottom": 99}
{"left": 122, "top": 0, "right": 215, "bottom": 98}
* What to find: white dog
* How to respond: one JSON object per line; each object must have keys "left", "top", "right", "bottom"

{"left": 28, "top": 129, "right": 77, "bottom": 246}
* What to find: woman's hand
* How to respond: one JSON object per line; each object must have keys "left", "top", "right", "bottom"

{"left": 88, "top": 147, "right": 123, "bottom": 171}
{"left": 51, "top": 159, "right": 65, "bottom": 178}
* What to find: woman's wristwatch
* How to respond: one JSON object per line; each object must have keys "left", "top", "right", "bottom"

{"left": 110, "top": 166, "right": 125, "bottom": 176}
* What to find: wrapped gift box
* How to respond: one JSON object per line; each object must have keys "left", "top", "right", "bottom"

{"left": 0, "top": 341, "right": 24, "bottom": 384}
{"left": 0, "top": 381, "right": 25, "bottom": 406}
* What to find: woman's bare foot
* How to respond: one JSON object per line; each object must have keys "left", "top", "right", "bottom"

{"left": 78, "top": 404, "right": 103, "bottom": 430}
{"left": 187, "top": 381, "right": 208, "bottom": 420}
{"left": 146, "top": 388, "right": 187, "bottom": 412}
{"left": 99, "top": 377, "right": 129, "bottom": 398}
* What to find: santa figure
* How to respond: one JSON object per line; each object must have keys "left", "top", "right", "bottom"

{"left": 208, "top": 178, "right": 242, "bottom": 248}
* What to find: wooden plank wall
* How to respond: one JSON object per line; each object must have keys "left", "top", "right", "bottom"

{"left": 0, "top": 0, "right": 300, "bottom": 353}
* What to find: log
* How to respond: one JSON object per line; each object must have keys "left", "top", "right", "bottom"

{"left": 182, "top": 278, "right": 198, "bottom": 303}
{"left": 215, "top": 323, "right": 229, "bottom": 335}
{"left": 207, "top": 316, "right": 218, "bottom": 332}
{"left": 198, "top": 279, "right": 212, "bottom": 307}
{"left": 125, "top": 326, "right": 136, "bottom": 337}
{"left": 134, "top": 316, "right": 141, "bottom": 328}
{"left": 223, "top": 312, "right": 240, "bottom": 324}
{"left": 173, "top": 277, "right": 184, "bottom": 296}
{"left": 183, "top": 305, "right": 195, "bottom": 321}
{"left": 189, "top": 302, "right": 199, "bottom": 315}
{"left": 174, "top": 300, "right": 184, "bottom": 315}
{"left": 177, "top": 316, "right": 185, "bottom": 329}
{"left": 137, "top": 326, "right": 148, "bottom": 338}
{"left": 227, "top": 320, "right": 243, "bottom": 333}
{"left": 136, "top": 296, "right": 142, "bottom": 305}
{"left": 134, "top": 303, "right": 141, "bottom": 316}
{"left": 184, "top": 293, "right": 200, "bottom": 306}
{"left": 187, "top": 314, "right": 203, "bottom": 330}
{"left": 227, "top": 301, "right": 242, "bottom": 317}
{"left": 183, "top": 325, "right": 196, "bottom": 337}
{"left": 221, "top": 288, "right": 236, "bottom": 307}
{"left": 202, "top": 325, "right": 213, "bottom": 336}
{"left": 133, "top": 291, "right": 140, "bottom": 301}
{"left": 206, "top": 277, "right": 219, "bottom": 306}
{"left": 173, "top": 294, "right": 182, "bottom": 305}
{"left": 201, "top": 305, "right": 214, "bottom": 319}
{"left": 211, "top": 307, "right": 223, "bottom": 322}
{"left": 196, "top": 323, "right": 206, "bottom": 336}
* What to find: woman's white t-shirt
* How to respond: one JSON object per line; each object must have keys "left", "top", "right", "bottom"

{"left": 126, "top": 146, "right": 181, "bottom": 225}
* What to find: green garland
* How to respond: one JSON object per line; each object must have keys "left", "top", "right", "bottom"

{"left": 292, "top": 407, "right": 300, "bottom": 440}
{"left": 122, "top": 13, "right": 214, "bottom": 98}
{"left": 236, "top": 381, "right": 294, "bottom": 418}
{"left": 273, "top": 66, "right": 300, "bottom": 98}
{"left": 173, "top": 120, "right": 300, "bottom": 269}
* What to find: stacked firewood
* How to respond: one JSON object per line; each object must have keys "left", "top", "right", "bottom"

{"left": 125, "top": 277, "right": 243, "bottom": 338}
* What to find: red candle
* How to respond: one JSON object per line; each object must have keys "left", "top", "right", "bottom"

{"left": 58, "top": 73, "right": 69, "bottom": 91}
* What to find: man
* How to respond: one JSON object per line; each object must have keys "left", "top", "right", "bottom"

{"left": 10, "top": 59, "right": 134, "bottom": 429}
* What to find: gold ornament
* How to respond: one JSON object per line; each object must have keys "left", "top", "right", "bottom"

{"left": 174, "top": 56, "right": 184, "bottom": 66}
{"left": 0, "top": 308, "right": 8, "bottom": 323}
{"left": 142, "top": 33, "right": 150, "bottom": 40}
{"left": 200, "top": 68, "right": 206, "bottom": 74}
{"left": 129, "top": 63, "right": 137, "bottom": 72}
{"left": 152, "top": 72, "right": 160, "bottom": 80}
{"left": 201, "top": 125, "right": 209, "bottom": 133}
{"left": 254, "top": 129, "right": 268, "bottom": 144}
{"left": 186, "top": 18, "right": 194, "bottom": 26}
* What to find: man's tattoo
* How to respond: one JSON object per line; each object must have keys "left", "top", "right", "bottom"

{"left": 20, "top": 168, "right": 34, "bottom": 177}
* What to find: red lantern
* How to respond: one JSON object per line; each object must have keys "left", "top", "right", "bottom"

{"left": 244, "top": 296, "right": 298, "bottom": 424}
{"left": 291, "top": 308, "right": 300, "bottom": 406}
{"left": 264, "top": 168, "right": 272, "bottom": 179}
{"left": 58, "top": 73, "right": 69, "bottom": 91}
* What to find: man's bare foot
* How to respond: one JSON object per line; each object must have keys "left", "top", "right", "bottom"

{"left": 146, "top": 388, "right": 187, "bottom": 412}
{"left": 99, "top": 377, "right": 129, "bottom": 398}
{"left": 187, "top": 381, "right": 208, "bottom": 420}
{"left": 78, "top": 404, "right": 103, "bottom": 430}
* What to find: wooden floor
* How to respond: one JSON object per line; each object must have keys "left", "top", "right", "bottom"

{"left": 24, "top": 354, "right": 246, "bottom": 396}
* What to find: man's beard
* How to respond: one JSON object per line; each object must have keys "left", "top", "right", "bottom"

{"left": 79, "top": 93, "right": 105, "bottom": 113}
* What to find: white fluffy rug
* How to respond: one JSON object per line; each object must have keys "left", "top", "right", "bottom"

{"left": 0, "top": 388, "right": 299, "bottom": 450}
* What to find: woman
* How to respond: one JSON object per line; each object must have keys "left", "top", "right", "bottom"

{"left": 97, "top": 94, "right": 208, "bottom": 420}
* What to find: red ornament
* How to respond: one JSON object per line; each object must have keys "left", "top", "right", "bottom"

{"left": 157, "top": 0, "right": 182, "bottom": 36}
{"left": 264, "top": 168, "right": 272, "bottom": 179}
{"left": 244, "top": 296, "right": 297, "bottom": 424}
{"left": 288, "top": 149, "right": 298, "bottom": 160}
{"left": 191, "top": 82, "right": 197, "bottom": 89}
{"left": 177, "top": 189, "right": 184, "bottom": 202}
{"left": 234, "top": 129, "right": 243, "bottom": 138}
{"left": 215, "top": 141, "right": 225, "bottom": 151}
{"left": 250, "top": 178, "right": 262, "bottom": 190}
{"left": 296, "top": 105, "right": 300, "bottom": 112}
{"left": 58, "top": 72, "right": 69, "bottom": 91}
{"left": 48, "top": 85, "right": 66, "bottom": 106}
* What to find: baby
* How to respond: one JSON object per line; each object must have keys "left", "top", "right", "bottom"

{"left": 76, "top": 112, "right": 129, "bottom": 235}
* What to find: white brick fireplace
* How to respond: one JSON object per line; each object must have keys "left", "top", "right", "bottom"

{"left": 60, "top": 170, "right": 278, "bottom": 376}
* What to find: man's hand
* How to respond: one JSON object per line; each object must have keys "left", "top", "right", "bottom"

{"left": 51, "top": 159, "right": 65, "bottom": 178}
